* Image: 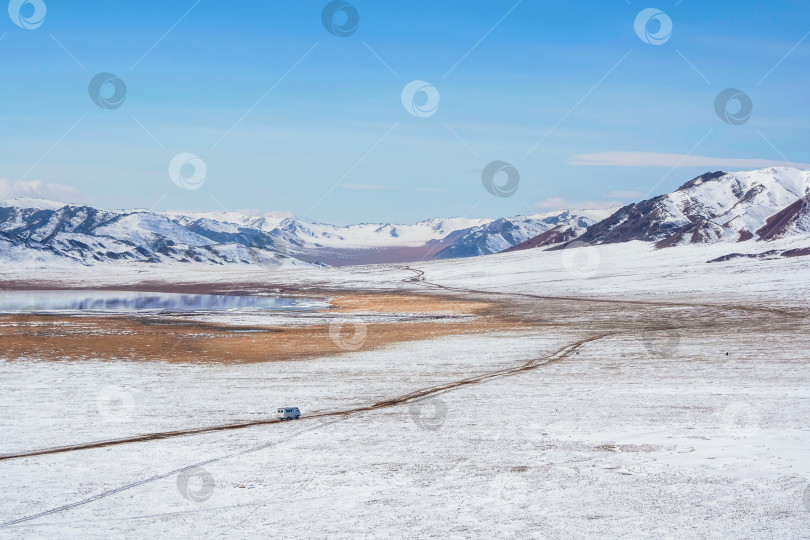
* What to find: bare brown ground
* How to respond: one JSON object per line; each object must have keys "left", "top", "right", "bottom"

{"left": 0, "top": 292, "right": 533, "bottom": 363}
{"left": 330, "top": 293, "right": 493, "bottom": 314}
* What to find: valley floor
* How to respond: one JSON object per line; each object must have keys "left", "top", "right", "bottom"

{"left": 1, "top": 240, "right": 809, "bottom": 538}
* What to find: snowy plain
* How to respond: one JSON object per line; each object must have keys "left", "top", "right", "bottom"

{"left": 1, "top": 237, "right": 809, "bottom": 538}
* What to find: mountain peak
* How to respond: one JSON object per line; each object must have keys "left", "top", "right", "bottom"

{"left": 676, "top": 171, "right": 727, "bottom": 191}
{"left": 558, "top": 167, "right": 810, "bottom": 249}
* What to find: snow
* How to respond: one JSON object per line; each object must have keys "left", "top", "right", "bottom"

{"left": 580, "top": 167, "right": 810, "bottom": 247}
{"left": 3, "top": 168, "right": 808, "bottom": 267}
{"left": 163, "top": 210, "right": 288, "bottom": 233}
{"left": 2, "top": 174, "right": 810, "bottom": 536}
{"left": 277, "top": 217, "right": 491, "bottom": 249}
{"left": 565, "top": 208, "right": 617, "bottom": 223}
{"left": 0, "top": 198, "right": 68, "bottom": 211}
{"left": 1, "top": 236, "right": 810, "bottom": 537}
{"left": 161, "top": 210, "right": 607, "bottom": 252}
{"left": 0, "top": 199, "right": 612, "bottom": 267}
{"left": 94, "top": 213, "right": 216, "bottom": 248}
{"left": 674, "top": 167, "right": 810, "bottom": 239}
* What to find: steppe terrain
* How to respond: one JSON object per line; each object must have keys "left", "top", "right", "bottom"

{"left": 1, "top": 239, "right": 809, "bottom": 538}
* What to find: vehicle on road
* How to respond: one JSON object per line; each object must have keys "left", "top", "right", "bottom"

{"left": 277, "top": 407, "right": 301, "bottom": 420}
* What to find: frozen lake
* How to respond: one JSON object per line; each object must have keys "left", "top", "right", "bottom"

{"left": 0, "top": 290, "right": 326, "bottom": 314}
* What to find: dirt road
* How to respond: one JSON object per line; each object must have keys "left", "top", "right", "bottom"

{"left": 0, "top": 333, "right": 602, "bottom": 462}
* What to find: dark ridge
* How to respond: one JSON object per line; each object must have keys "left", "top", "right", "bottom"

{"left": 756, "top": 198, "right": 807, "bottom": 241}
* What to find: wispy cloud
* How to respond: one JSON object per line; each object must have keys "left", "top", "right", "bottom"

{"left": 535, "top": 197, "right": 623, "bottom": 211}
{"left": 570, "top": 152, "right": 810, "bottom": 169}
{"left": 0, "top": 179, "right": 85, "bottom": 203}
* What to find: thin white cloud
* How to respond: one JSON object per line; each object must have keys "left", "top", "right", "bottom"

{"left": 0, "top": 179, "right": 85, "bottom": 203}
{"left": 570, "top": 152, "right": 810, "bottom": 169}
{"left": 535, "top": 197, "right": 623, "bottom": 211}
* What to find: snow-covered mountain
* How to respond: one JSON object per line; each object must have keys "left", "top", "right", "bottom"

{"left": 0, "top": 200, "right": 598, "bottom": 267}
{"left": 5, "top": 167, "right": 806, "bottom": 268}
{"left": 438, "top": 210, "right": 613, "bottom": 258}
{"left": 564, "top": 168, "right": 810, "bottom": 249}
{"left": 0, "top": 203, "right": 293, "bottom": 268}
{"left": 502, "top": 209, "right": 616, "bottom": 253}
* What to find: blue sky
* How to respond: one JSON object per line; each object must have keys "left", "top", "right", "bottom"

{"left": 0, "top": 0, "right": 808, "bottom": 224}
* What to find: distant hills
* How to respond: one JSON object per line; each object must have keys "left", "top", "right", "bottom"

{"left": 0, "top": 199, "right": 606, "bottom": 267}
{"left": 2, "top": 167, "right": 808, "bottom": 267}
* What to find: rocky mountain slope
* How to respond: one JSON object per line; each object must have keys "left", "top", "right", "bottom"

{"left": 565, "top": 168, "right": 810, "bottom": 249}
{"left": 453, "top": 210, "right": 612, "bottom": 257}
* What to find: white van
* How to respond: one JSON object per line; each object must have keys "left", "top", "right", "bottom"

{"left": 277, "top": 407, "right": 301, "bottom": 420}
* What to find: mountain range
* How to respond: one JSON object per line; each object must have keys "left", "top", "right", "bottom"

{"left": 1, "top": 167, "right": 808, "bottom": 268}
{"left": 0, "top": 197, "right": 610, "bottom": 267}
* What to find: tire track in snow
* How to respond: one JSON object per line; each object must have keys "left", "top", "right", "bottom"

{"left": 0, "top": 334, "right": 602, "bottom": 464}
{"left": 0, "top": 334, "right": 603, "bottom": 529}
{"left": 397, "top": 265, "right": 805, "bottom": 318}
{"left": 0, "top": 419, "right": 341, "bottom": 530}
{"left": 0, "top": 261, "right": 794, "bottom": 529}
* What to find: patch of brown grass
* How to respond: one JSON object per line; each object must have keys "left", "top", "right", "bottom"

{"left": 0, "top": 293, "right": 531, "bottom": 364}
